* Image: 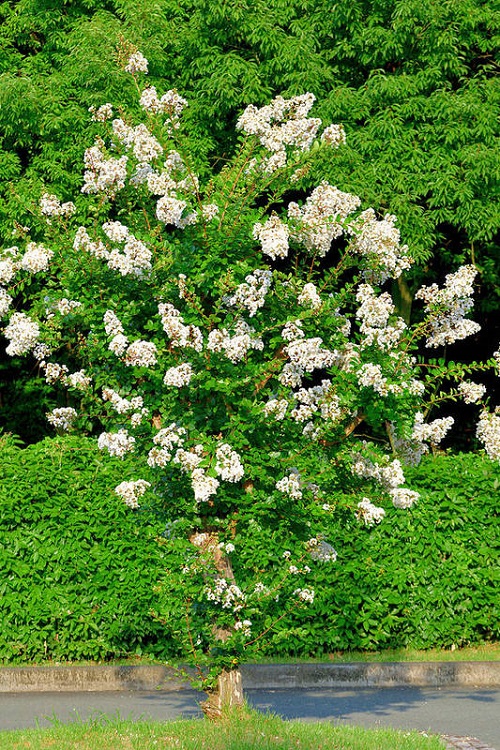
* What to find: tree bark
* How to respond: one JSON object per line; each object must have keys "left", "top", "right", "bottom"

{"left": 201, "top": 668, "right": 244, "bottom": 719}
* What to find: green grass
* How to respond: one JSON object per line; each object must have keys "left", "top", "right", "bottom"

{"left": 0, "top": 711, "right": 447, "bottom": 750}
{"left": 250, "top": 642, "right": 500, "bottom": 664}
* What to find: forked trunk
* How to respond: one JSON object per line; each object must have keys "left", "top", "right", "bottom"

{"left": 201, "top": 667, "right": 244, "bottom": 719}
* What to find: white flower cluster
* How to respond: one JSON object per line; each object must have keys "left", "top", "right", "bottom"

{"left": 237, "top": 93, "right": 321, "bottom": 173}
{"left": 0, "top": 287, "right": 13, "bottom": 317}
{"left": 114, "top": 479, "right": 150, "bottom": 509}
{"left": 104, "top": 310, "right": 124, "bottom": 336}
{"left": 57, "top": 298, "right": 82, "bottom": 315}
{"left": 356, "top": 284, "right": 406, "bottom": 351}
{"left": 46, "top": 407, "right": 78, "bottom": 431}
{"left": 172, "top": 441, "right": 221, "bottom": 502}
{"left": 352, "top": 452, "right": 419, "bottom": 509}
{"left": 253, "top": 215, "right": 289, "bottom": 260}
{"left": 163, "top": 362, "right": 193, "bottom": 387}
{"left": 457, "top": 380, "right": 486, "bottom": 404}
{"left": 357, "top": 498, "right": 386, "bottom": 526}
{"left": 276, "top": 469, "right": 302, "bottom": 499}
{"left": 298, "top": 282, "right": 322, "bottom": 311}
{"left": 281, "top": 320, "right": 304, "bottom": 342}
{"left": 321, "top": 123, "right": 346, "bottom": 148}
{"left": 21, "top": 242, "right": 54, "bottom": 273}
{"left": 148, "top": 423, "right": 186, "bottom": 467}
{"left": 42, "top": 362, "right": 68, "bottom": 384}
{"left": 476, "top": 408, "right": 500, "bottom": 461}
{"left": 112, "top": 119, "right": 163, "bottom": 164}
{"left": 39, "top": 193, "right": 76, "bottom": 218}
{"left": 234, "top": 619, "right": 252, "bottom": 637}
{"left": 348, "top": 210, "right": 413, "bottom": 283}
{"left": 278, "top": 362, "right": 304, "bottom": 388}
{"left": 290, "top": 380, "right": 341, "bottom": 426}
{"left": 390, "top": 488, "right": 420, "bottom": 509}
{"left": 124, "top": 51, "right": 149, "bottom": 74}
{"left": 207, "top": 320, "right": 264, "bottom": 363}
{"left": 288, "top": 182, "right": 361, "bottom": 257}
{"left": 263, "top": 398, "right": 289, "bottom": 421}
{"left": 89, "top": 103, "right": 113, "bottom": 122}
{"left": 412, "top": 412, "right": 454, "bottom": 446}
{"left": 285, "top": 337, "right": 335, "bottom": 373}
{"left": 159, "top": 302, "right": 203, "bottom": 351}
{"left": 101, "top": 221, "right": 153, "bottom": 277}
{"left": 294, "top": 587, "right": 315, "bottom": 604}
{"left": 215, "top": 443, "right": 244, "bottom": 482}
{"left": 4, "top": 312, "right": 40, "bottom": 356}
{"left": 73, "top": 226, "right": 108, "bottom": 260}
{"left": 102, "top": 388, "right": 146, "bottom": 424}
{"left": 205, "top": 577, "right": 246, "bottom": 612}
{"left": 82, "top": 142, "right": 128, "bottom": 196}
{"left": 67, "top": 370, "right": 92, "bottom": 390}
{"left": 357, "top": 362, "right": 389, "bottom": 396}
{"left": 386, "top": 422, "right": 428, "bottom": 467}
{"left": 224, "top": 269, "right": 273, "bottom": 317}
{"left": 139, "top": 86, "right": 188, "bottom": 124}
{"left": 98, "top": 429, "right": 135, "bottom": 457}
{"left": 124, "top": 339, "right": 158, "bottom": 367}
{"left": 0, "top": 246, "right": 19, "bottom": 284}
{"left": 415, "top": 265, "right": 481, "bottom": 348}
{"left": 39, "top": 194, "right": 71, "bottom": 221}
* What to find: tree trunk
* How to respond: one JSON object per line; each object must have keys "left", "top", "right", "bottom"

{"left": 201, "top": 667, "right": 244, "bottom": 719}
{"left": 190, "top": 530, "right": 245, "bottom": 719}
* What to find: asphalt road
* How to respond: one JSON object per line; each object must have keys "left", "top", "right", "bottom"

{"left": 0, "top": 686, "right": 498, "bottom": 747}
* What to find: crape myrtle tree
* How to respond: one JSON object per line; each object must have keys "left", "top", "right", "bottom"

{"left": 1, "top": 50, "right": 499, "bottom": 715}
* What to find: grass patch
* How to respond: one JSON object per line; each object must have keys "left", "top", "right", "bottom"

{"left": 0, "top": 711, "right": 447, "bottom": 750}
{"left": 248, "top": 643, "right": 500, "bottom": 664}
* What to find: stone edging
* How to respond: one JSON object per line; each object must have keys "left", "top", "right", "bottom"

{"left": 0, "top": 661, "right": 498, "bottom": 693}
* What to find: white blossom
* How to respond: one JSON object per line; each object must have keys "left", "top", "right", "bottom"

{"left": 21, "top": 243, "right": 54, "bottom": 273}
{"left": 163, "top": 362, "right": 193, "bottom": 387}
{"left": 124, "top": 51, "right": 149, "bottom": 74}
{"left": 98, "top": 429, "right": 136, "bottom": 457}
{"left": 457, "top": 380, "right": 486, "bottom": 404}
{"left": 253, "top": 215, "right": 289, "bottom": 260}
{"left": 476, "top": 409, "right": 500, "bottom": 461}
{"left": 124, "top": 340, "right": 158, "bottom": 367}
{"left": 412, "top": 413, "right": 454, "bottom": 446}
{"left": 357, "top": 498, "right": 386, "bottom": 526}
{"left": 288, "top": 182, "right": 361, "bottom": 257}
{"left": 46, "top": 407, "right": 78, "bottom": 431}
{"left": 276, "top": 470, "right": 302, "bottom": 499}
{"left": 389, "top": 488, "right": 419, "bottom": 509}
{"left": 114, "top": 479, "right": 150, "bottom": 509}
{"left": 298, "top": 282, "right": 322, "bottom": 310}
{"left": 4, "top": 312, "right": 40, "bottom": 356}
{"left": 215, "top": 443, "right": 244, "bottom": 482}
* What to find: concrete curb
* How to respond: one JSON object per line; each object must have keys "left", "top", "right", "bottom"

{"left": 0, "top": 662, "right": 498, "bottom": 692}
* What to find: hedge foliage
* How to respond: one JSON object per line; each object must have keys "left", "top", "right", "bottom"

{"left": 1, "top": 435, "right": 498, "bottom": 663}
{"left": 268, "top": 451, "right": 500, "bottom": 655}
{"left": 0, "top": 433, "right": 169, "bottom": 663}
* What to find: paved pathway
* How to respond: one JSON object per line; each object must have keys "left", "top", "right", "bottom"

{"left": 0, "top": 686, "right": 498, "bottom": 748}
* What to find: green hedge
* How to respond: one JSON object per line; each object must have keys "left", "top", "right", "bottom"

{"left": 268, "top": 452, "right": 500, "bottom": 656}
{"left": 1, "top": 435, "right": 498, "bottom": 662}
{"left": 0, "top": 434, "right": 170, "bottom": 663}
